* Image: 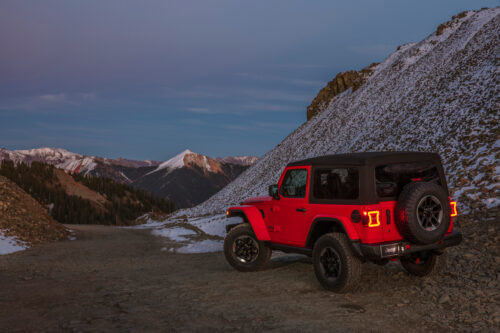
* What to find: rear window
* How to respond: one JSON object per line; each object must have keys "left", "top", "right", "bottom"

{"left": 313, "top": 168, "right": 359, "bottom": 200}
{"left": 375, "top": 161, "right": 441, "bottom": 198}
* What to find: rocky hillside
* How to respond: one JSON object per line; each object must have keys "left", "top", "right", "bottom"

{"left": 185, "top": 8, "right": 499, "bottom": 217}
{"left": 0, "top": 161, "right": 175, "bottom": 226}
{"left": 0, "top": 175, "right": 69, "bottom": 246}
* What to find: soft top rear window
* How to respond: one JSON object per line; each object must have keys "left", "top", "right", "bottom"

{"left": 313, "top": 167, "right": 359, "bottom": 200}
{"left": 375, "top": 161, "right": 441, "bottom": 198}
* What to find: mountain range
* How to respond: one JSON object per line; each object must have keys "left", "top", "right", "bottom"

{"left": 0, "top": 147, "right": 258, "bottom": 208}
{"left": 183, "top": 8, "right": 499, "bottom": 218}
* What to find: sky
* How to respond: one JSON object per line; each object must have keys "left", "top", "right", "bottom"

{"left": 0, "top": 0, "right": 496, "bottom": 161}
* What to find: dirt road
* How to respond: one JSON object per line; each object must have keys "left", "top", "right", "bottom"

{"left": 0, "top": 219, "right": 498, "bottom": 332}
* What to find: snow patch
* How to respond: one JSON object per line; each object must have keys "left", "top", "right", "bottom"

{"left": 174, "top": 239, "right": 223, "bottom": 254}
{"left": 0, "top": 233, "right": 28, "bottom": 255}
{"left": 189, "top": 215, "right": 241, "bottom": 237}
{"left": 151, "top": 227, "right": 196, "bottom": 241}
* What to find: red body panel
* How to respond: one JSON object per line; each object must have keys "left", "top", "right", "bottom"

{"left": 227, "top": 166, "right": 455, "bottom": 247}
{"left": 227, "top": 205, "right": 271, "bottom": 241}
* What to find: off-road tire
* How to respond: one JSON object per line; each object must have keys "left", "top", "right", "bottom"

{"left": 395, "top": 182, "right": 451, "bottom": 245}
{"left": 224, "top": 224, "right": 271, "bottom": 272}
{"left": 400, "top": 251, "right": 447, "bottom": 277}
{"left": 312, "top": 232, "right": 362, "bottom": 293}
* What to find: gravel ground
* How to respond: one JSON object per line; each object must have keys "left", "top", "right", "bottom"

{"left": 0, "top": 216, "right": 498, "bottom": 332}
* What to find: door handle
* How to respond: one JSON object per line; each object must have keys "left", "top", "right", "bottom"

{"left": 296, "top": 208, "right": 306, "bottom": 213}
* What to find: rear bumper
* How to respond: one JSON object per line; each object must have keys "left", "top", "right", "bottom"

{"left": 353, "top": 232, "right": 462, "bottom": 259}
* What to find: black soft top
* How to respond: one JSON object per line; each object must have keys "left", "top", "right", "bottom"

{"left": 287, "top": 152, "right": 442, "bottom": 167}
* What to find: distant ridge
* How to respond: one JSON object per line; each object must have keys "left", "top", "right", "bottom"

{"left": 0, "top": 147, "right": 258, "bottom": 209}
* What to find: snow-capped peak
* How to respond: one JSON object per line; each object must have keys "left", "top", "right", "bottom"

{"left": 148, "top": 149, "right": 196, "bottom": 174}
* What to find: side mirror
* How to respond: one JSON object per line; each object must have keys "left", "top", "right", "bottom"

{"left": 268, "top": 184, "right": 280, "bottom": 200}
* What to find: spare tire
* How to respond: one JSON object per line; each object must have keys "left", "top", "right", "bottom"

{"left": 395, "top": 182, "right": 450, "bottom": 244}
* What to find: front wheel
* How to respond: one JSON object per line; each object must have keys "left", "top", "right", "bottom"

{"left": 224, "top": 224, "right": 271, "bottom": 272}
{"left": 312, "top": 232, "right": 362, "bottom": 293}
{"left": 400, "top": 251, "right": 447, "bottom": 277}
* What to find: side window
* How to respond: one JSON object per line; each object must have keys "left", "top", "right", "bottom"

{"left": 313, "top": 168, "right": 359, "bottom": 200}
{"left": 280, "top": 169, "right": 308, "bottom": 198}
{"left": 375, "top": 161, "right": 442, "bottom": 198}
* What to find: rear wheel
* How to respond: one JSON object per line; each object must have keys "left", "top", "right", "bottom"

{"left": 223, "top": 224, "right": 271, "bottom": 272}
{"left": 312, "top": 232, "right": 362, "bottom": 293}
{"left": 400, "top": 251, "right": 447, "bottom": 276}
{"left": 395, "top": 182, "right": 451, "bottom": 244}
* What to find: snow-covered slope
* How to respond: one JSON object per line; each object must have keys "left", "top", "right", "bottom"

{"left": 215, "top": 156, "right": 259, "bottom": 166}
{"left": 0, "top": 147, "right": 161, "bottom": 177}
{"left": 0, "top": 147, "right": 97, "bottom": 174}
{"left": 183, "top": 8, "right": 499, "bottom": 217}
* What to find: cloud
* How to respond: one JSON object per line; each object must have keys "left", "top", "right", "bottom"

{"left": 0, "top": 92, "right": 98, "bottom": 112}
{"left": 239, "top": 88, "right": 311, "bottom": 103}
{"left": 186, "top": 107, "right": 212, "bottom": 114}
{"left": 236, "top": 72, "right": 324, "bottom": 87}
{"left": 40, "top": 93, "right": 66, "bottom": 102}
{"left": 221, "top": 124, "right": 253, "bottom": 132}
{"left": 289, "top": 79, "right": 324, "bottom": 87}
{"left": 241, "top": 103, "right": 302, "bottom": 112}
{"left": 272, "top": 63, "right": 331, "bottom": 69}
{"left": 163, "top": 87, "right": 222, "bottom": 99}
{"left": 80, "top": 92, "right": 97, "bottom": 100}
{"left": 181, "top": 118, "right": 207, "bottom": 125}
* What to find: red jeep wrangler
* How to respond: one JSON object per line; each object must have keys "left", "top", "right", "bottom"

{"left": 224, "top": 152, "right": 461, "bottom": 292}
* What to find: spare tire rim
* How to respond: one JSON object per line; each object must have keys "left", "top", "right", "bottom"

{"left": 417, "top": 195, "right": 443, "bottom": 231}
{"left": 233, "top": 235, "right": 259, "bottom": 263}
{"left": 319, "top": 246, "right": 341, "bottom": 281}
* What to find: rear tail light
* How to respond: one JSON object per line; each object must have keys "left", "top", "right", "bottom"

{"left": 450, "top": 201, "right": 458, "bottom": 217}
{"left": 362, "top": 210, "right": 380, "bottom": 227}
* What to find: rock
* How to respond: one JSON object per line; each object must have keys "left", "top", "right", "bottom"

{"left": 439, "top": 294, "right": 451, "bottom": 304}
{"left": 306, "top": 63, "right": 378, "bottom": 120}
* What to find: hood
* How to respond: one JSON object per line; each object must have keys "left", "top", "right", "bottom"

{"left": 241, "top": 196, "right": 273, "bottom": 205}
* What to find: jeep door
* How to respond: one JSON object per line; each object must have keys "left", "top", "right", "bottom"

{"left": 271, "top": 166, "right": 311, "bottom": 246}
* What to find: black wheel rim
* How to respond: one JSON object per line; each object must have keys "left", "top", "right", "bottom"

{"left": 416, "top": 195, "right": 443, "bottom": 231}
{"left": 232, "top": 236, "right": 259, "bottom": 263}
{"left": 319, "top": 246, "right": 341, "bottom": 281}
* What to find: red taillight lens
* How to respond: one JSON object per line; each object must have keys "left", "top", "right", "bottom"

{"left": 362, "top": 210, "right": 380, "bottom": 227}
{"left": 450, "top": 201, "right": 458, "bottom": 217}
